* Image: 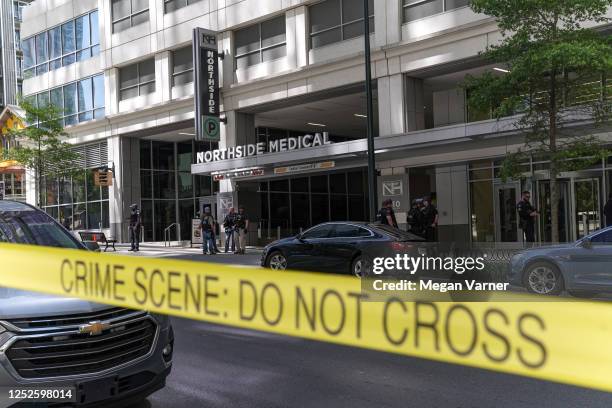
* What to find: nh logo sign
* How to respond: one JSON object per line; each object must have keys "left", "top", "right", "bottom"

{"left": 200, "top": 34, "right": 216, "bottom": 48}
{"left": 382, "top": 180, "right": 403, "bottom": 196}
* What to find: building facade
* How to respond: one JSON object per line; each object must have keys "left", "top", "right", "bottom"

{"left": 21, "top": 0, "right": 612, "bottom": 245}
{"left": 0, "top": 0, "right": 32, "bottom": 202}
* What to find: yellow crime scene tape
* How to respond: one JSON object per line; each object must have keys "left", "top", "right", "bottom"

{"left": 1, "top": 243, "right": 612, "bottom": 393}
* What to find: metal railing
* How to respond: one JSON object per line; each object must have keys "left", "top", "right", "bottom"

{"left": 163, "top": 223, "right": 179, "bottom": 247}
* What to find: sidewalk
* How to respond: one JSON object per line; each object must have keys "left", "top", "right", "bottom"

{"left": 110, "top": 243, "right": 263, "bottom": 266}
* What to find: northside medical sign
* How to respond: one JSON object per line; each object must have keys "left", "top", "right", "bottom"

{"left": 196, "top": 132, "right": 331, "bottom": 164}
{"left": 193, "top": 28, "right": 220, "bottom": 142}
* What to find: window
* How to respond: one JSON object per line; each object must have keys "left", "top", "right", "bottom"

{"left": 235, "top": 16, "right": 286, "bottom": 70}
{"left": 591, "top": 230, "right": 612, "bottom": 244}
{"left": 302, "top": 224, "right": 333, "bottom": 239}
{"left": 172, "top": 47, "right": 193, "bottom": 86}
{"left": 309, "top": 0, "right": 374, "bottom": 49}
{"left": 26, "top": 74, "right": 105, "bottom": 127}
{"left": 164, "top": 0, "right": 202, "bottom": 13}
{"left": 330, "top": 224, "right": 372, "bottom": 238}
{"left": 22, "top": 11, "right": 100, "bottom": 78}
{"left": 40, "top": 142, "right": 110, "bottom": 231}
{"left": 119, "top": 59, "right": 155, "bottom": 100}
{"left": 402, "top": 0, "right": 470, "bottom": 23}
{"left": 112, "top": 0, "right": 149, "bottom": 33}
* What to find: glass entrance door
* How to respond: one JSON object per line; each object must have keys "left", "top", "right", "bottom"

{"left": 537, "top": 180, "right": 570, "bottom": 243}
{"left": 494, "top": 183, "right": 520, "bottom": 242}
{"left": 574, "top": 178, "right": 601, "bottom": 239}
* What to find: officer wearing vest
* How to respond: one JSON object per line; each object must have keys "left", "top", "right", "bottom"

{"left": 234, "top": 206, "right": 249, "bottom": 254}
{"left": 128, "top": 204, "right": 142, "bottom": 252}
{"left": 223, "top": 207, "right": 236, "bottom": 253}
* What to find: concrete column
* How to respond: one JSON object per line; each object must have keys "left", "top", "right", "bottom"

{"left": 221, "top": 110, "right": 256, "bottom": 149}
{"left": 293, "top": 6, "right": 308, "bottom": 68}
{"left": 108, "top": 136, "right": 141, "bottom": 242}
{"left": 105, "top": 68, "right": 119, "bottom": 116}
{"left": 156, "top": 50, "right": 172, "bottom": 104}
{"left": 25, "top": 168, "right": 36, "bottom": 206}
{"left": 375, "top": 0, "right": 401, "bottom": 47}
{"left": 378, "top": 74, "right": 406, "bottom": 136}
{"left": 219, "top": 31, "right": 234, "bottom": 90}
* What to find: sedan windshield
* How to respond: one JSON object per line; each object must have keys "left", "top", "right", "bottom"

{"left": 0, "top": 210, "right": 82, "bottom": 249}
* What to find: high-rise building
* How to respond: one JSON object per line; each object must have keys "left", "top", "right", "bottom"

{"left": 0, "top": 0, "right": 32, "bottom": 202}
{"left": 20, "top": 0, "right": 612, "bottom": 245}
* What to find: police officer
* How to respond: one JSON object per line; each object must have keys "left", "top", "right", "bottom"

{"left": 223, "top": 207, "right": 236, "bottom": 253}
{"left": 407, "top": 199, "right": 424, "bottom": 236}
{"left": 200, "top": 207, "right": 216, "bottom": 255}
{"left": 128, "top": 204, "right": 142, "bottom": 252}
{"left": 421, "top": 197, "right": 438, "bottom": 242}
{"left": 517, "top": 190, "right": 538, "bottom": 243}
{"left": 378, "top": 199, "right": 398, "bottom": 228}
{"left": 234, "top": 206, "right": 249, "bottom": 254}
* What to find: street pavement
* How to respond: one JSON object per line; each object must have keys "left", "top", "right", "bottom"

{"left": 119, "top": 247, "right": 612, "bottom": 408}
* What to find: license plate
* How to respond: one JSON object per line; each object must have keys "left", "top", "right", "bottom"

{"left": 77, "top": 376, "right": 118, "bottom": 405}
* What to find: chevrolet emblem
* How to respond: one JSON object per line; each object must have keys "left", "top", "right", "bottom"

{"left": 79, "top": 321, "right": 110, "bottom": 336}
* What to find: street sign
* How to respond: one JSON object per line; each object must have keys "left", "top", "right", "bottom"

{"left": 191, "top": 218, "right": 203, "bottom": 245}
{"left": 193, "top": 28, "right": 220, "bottom": 142}
{"left": 94, "top": 170, "right": 113, "bottom": 187}
{"left": 203, "top": 116, "right": 220, "bottom": 140}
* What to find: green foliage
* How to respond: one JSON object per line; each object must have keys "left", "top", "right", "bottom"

{"left": 466, "top": 0, "right": 612, "bottom": 182}
{"left": 3, "top": 100, "right": 80, "bottom": 205}
{"left": 4, "top": 100, "right": 79, "bottom": 177}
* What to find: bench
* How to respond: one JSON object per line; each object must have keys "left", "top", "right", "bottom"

{"left": 79, "top": 231, "right": 117, "bottom": 252}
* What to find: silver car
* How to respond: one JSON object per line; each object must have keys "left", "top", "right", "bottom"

{"left": 0, "top": 201, "right": 173, "bottom": 406}
{"left": 508, "top": 226, "right": 612, "bottom": 297}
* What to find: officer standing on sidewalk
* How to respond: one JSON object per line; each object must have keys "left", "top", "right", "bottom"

{"left": 200, "top": 207, "right": 216, "bottom": 255}
{"left": 378, "top": 199, "right": 399, "bottom": 228}
{"left": 128, "top": 204, "right": 142, "bottom": 252}
{"left": 234, "top": 206, "right": 249, "bottom": 255}
{"left": 223, "top": 207, "right": 236, "bottom": 253}
{"left": 407, "top": 199, "right": 424, "bottom": 236}
{"left": 517, "top": 190, "right": 538, "bottom": 244}
{"left": 422, "top": 197, "right": 439, "bottom": 242}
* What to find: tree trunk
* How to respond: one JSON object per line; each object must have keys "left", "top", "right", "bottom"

{"left": 36, "top": 141, "right": 41, "bottom": 208}
{"left": 549, "top": 71, "right": 559, "bottom": 244}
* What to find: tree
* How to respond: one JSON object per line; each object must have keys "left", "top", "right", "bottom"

{"left": 1, "top": 100, "right": 79, "bottom": 207}
{"left": 465, "top": 0, "right": 612, "bottom": 243}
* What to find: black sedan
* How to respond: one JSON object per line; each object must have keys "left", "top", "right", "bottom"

{"left": 261, "top": 222, "right": 424, "bottom": 276}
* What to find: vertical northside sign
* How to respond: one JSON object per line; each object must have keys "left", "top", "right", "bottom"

{"left": 193, "top": 28, "right": 220, "bottom": 142}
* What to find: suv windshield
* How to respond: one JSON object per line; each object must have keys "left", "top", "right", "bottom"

{"left": 0, "top": 209, "right": 82, "bottom": 249}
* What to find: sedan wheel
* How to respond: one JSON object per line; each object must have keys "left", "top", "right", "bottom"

{"left": 268, "top": 252, "right": 287, "bottom": 270}
{"left": 524, "top": 262, "right": 563, "bottom": 295}
{"left": 352, "top": 256, "right": 365, "bottom": 278}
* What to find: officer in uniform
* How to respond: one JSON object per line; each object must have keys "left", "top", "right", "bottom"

{"left": 223, "top": 207, "right": 236, "bottom": 253}
{"left": 517, "top": 190, "right": 538, "bottom": 244}
{"left": 378, "top": 199, "right": 399, "bottom": 228}
{"left": 200, "top": 207, "right": 216, "bottom": 255}
{"left": 234, "top": 206, "right": 249, "bottom": 255}
{"left": 128, "top": 204, "right": 142, "bottom": 252}
{"left": 407, "top": 199, "right": 424, "bottom": 236}
{"left": 421, "top": 197, "right": 438, "bottom": 242}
